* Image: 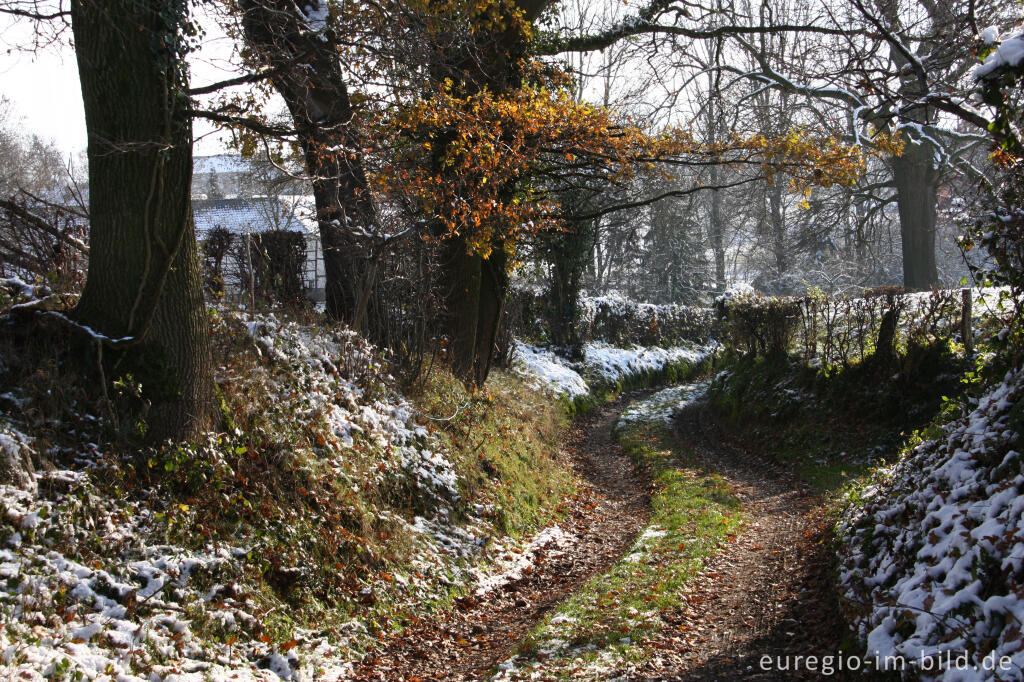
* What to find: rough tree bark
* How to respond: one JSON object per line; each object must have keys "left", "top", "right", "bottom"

{"left": 890, "top": 139, "right": 939, "bottom": 291}
{"left": 546, "top": 211, "right": 593, "bottom": 359}
{"left": 877, "top": 0, "right": 942, "bottom": 292}
{"left": 239, "top": 0, "right": 379, "bottom": 329}
{"left": 704, "top": 41, "right": 727, "bottom": 293}
{"left": 769, "top": 179, "right": 787, "bottom": 280}
{"left": 72, "top": 0, "right": 215, "bottom": 441}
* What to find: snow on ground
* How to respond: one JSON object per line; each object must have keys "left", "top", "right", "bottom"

{"left": 512, "top": 340, "right": 717, "bottom": 401}
{"left": 837, "top": 369, "right": 1024, "bottom": 681}
{"left": 470, "top": 525, "right": 576, "bottom": 596}
{"left": 1, "top": 304, "right": 718, "bottom": 680}
{"left": 0, "top": 462, "right": 342, "bottom": 681}
{"left": 616, "top": 383, "right": 708, "bottom": 429}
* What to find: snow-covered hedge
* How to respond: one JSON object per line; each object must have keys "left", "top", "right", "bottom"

{"left": 837, "top": 370, "right": 1024, "bottom": 680}
{"left": 582, "top": 295, "right": 715, "bottom": 348}
{"left": 506, "top": 288, "right": 715, "bottom": 349}
{"left": 512, "top": 340, "right": 717, "bottom": 404}
{"left": 717, "top": 287, "right": 1002, "bottom": 367}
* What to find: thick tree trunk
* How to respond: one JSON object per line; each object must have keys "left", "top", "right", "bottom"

{"left": 439, "top": 240, "right": 482, "bottom": 379}
{"left": 429, "top": 0, "right": 553, "bottom": 384}
{"left": 548, "top": 217, "right": 592, "bottom": 358}
{"left": 304, "top": 143, "right": 374, "bottom": 327}
{"left": 891, "top": 140, "right": 939, "bottom": 291}
{"left": 473, "top": 249, "right": 508, "bottom": 383}
{"left": 240, "top": 0, "right": 378, "bottom": 328}
{"left": 72, "top": 0, "right": 215, "bottom": 441}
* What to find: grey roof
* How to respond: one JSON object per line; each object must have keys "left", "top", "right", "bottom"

{"left": 193, "top": 197, "right": 316, "bottom": 236}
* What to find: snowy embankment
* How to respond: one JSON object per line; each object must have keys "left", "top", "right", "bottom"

{"left": 0, "top": 313, "right": 484, "bottom": 680}
{"left": 511, "top": 340, "right": 717, "bottom": 401}
{"left": 837, "top": 369, "right": 1024, "bottom": 681}
{"left": 0, "top": 310, "right": 567, "bottom": 681}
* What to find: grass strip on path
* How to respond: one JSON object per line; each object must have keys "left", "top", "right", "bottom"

{"left": 493, "top": 386, "right": 743, "bottom": 680}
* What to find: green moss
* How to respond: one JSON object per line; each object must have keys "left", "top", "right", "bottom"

{"left": 215, "top": 383, "right": 235, "bottom": 432}
{"left": 705, "top": 340, "right": 970, "bottom": 497}
{"left": 412, "top": 369, "right": 575, "bottom": 537}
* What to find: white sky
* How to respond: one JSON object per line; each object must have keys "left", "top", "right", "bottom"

{"left": 0, "top": 18, "right": 86, "bottom": 154}
{"left": 1, "top": 1, "right": 676, "bottom": 159}
{"left": 0, "top": 10, "right": 241, "bottom": 157}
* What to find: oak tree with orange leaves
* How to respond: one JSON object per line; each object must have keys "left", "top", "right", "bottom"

{"left": 379, "top": 61, "right": 895, "bottom": 382}
{"left": 209, "top": 0, "right": 898, "bottom": 383}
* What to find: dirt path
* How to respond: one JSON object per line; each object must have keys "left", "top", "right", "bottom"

{"left": 352, "top": 401, "right": 652, "bottom": 681}
{"left": 354, "top": 393, "right": 857, "bottom": 681}
{"left": 630, "top": 400, "right": 853, "bottom": 681}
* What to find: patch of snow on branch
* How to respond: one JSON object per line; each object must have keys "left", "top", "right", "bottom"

{"left": 975, "top": 26, "right": 1024, "bottom": 79}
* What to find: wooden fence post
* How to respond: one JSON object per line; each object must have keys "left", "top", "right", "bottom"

{"left": 962, "top": 288, "right": 973, "bottom": 356}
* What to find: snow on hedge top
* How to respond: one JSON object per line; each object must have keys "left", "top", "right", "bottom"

{"left": 837, "top": 369, "right": 1024, "bottom": 680}
{"left": 583, "top": 343, "right": 711, "bottom": 384}
{"left": 512, "top": 343, "right": 589, "bottom": 398}
{"left": 512, "top": 340, "right": 716, "bottom": 400}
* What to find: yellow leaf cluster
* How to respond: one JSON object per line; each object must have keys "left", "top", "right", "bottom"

{"left": 378, "top": 72, "right": 888, "bottom": 263}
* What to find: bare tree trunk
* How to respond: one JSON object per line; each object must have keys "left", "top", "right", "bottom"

{"left": 239, "top": 0, "right": 379, "bottom": 328}
{"left": 72, "top": 0, "right": 215, "bottom": 441}
{"left": 705, "top": 43, "right": 727, "bottom": 294}
{"left": 709, "top": 166, "right": 726, "bottom": 293}
{"left": 890, "top": 139, "right": 939, "bottom": 291}
{"left": 770, "top": 179, "right": 787, "bottom": 279}
{"left": 474, "top": 250, "right": 508, "bottom": 382}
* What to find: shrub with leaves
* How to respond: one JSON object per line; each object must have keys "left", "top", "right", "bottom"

{"left": 966, "top": 28, "right": 1024, "bottom": 364}
{"left": 716, "top": 288, "right": 802, "bottom": 358}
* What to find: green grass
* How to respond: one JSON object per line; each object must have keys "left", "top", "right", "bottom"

{"left": 504, "top": 421, "right": 742, "bottom": 679}
{"left": 411, "top": 368, "right": 576, "bottom": 537}
{"left": 707, "top": 341, "right": 970, "bottom": 497}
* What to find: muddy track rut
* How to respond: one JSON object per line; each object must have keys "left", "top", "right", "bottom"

{"left": 352, "top": 401, "right": 652, "bottom": 681}
{"left": 629, "top": 401, "right": 853, "bottom": 681}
